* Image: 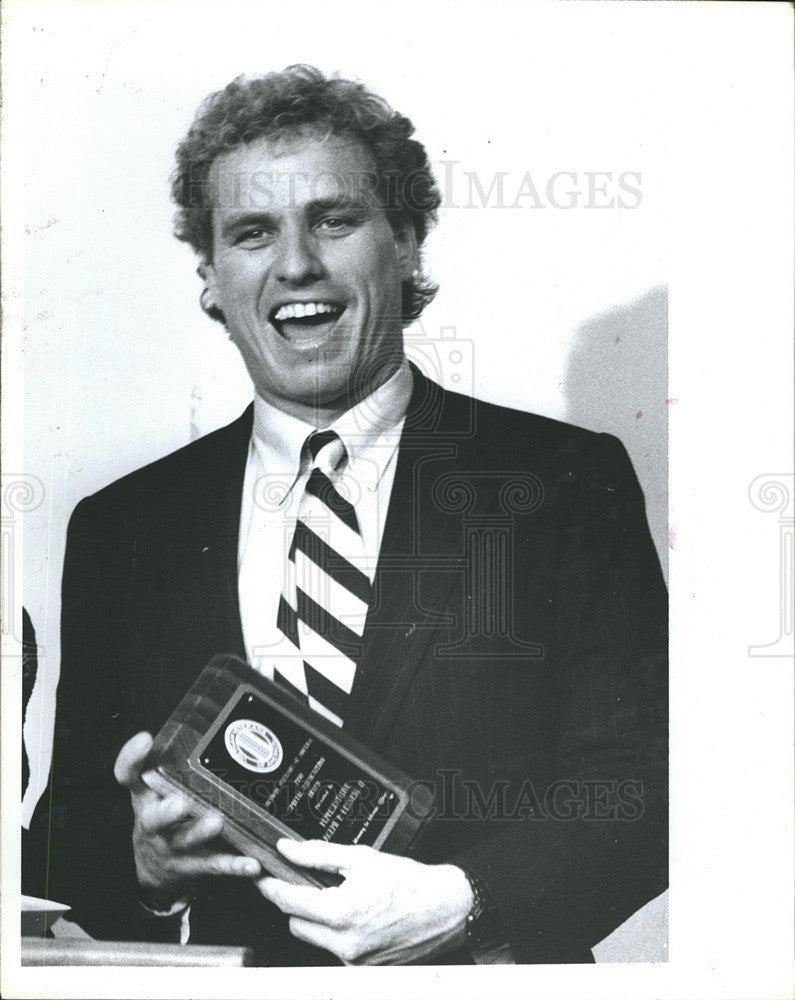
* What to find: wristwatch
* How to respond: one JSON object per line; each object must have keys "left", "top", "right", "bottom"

{"left": 460, "top": 867, "right": 513, "bottom": 964}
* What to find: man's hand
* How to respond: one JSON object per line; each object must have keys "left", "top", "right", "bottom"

{"left": 114, "top": 732, "right": 261, "bottom": 908}
{"left": 257, "top": 838, "right": 474, "bottom": 965}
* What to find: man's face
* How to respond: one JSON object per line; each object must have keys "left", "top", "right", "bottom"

{"left": 203, "top": 131, "right": 416, "bottom": 421}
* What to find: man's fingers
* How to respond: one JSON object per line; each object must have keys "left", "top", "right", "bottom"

{"left": 137, "top": 792, "right": 194, "bottom": 835}
{"left": 113, "top": 732, "right": 153, "bottom": 792}
{"left": 276, "top": 838, "right": 373, "bottom": 874}
{"left": 257, "top": 877, "right": 348, "bottom": 926}
{"left": 178, "top": 852, "right": 261, "bottom": 880}
{"left": 169, "top": 812, "right": 224, "bottom": 851}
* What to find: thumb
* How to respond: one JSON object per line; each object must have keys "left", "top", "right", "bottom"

{"left": 113, "top": 731, "right": 154, "bottom": 793}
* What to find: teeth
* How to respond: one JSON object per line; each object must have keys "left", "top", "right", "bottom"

{"left": 273, "top": 301, "right": 340, "bottom": 322}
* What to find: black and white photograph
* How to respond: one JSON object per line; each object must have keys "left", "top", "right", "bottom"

{"left": 1, "top": 2, "right": 792, "bottom": 998}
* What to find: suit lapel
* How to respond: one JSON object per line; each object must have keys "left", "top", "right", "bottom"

{"left": 345, "top": 370, "right": 466, "bottom": 749}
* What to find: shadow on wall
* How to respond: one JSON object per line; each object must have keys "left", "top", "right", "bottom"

{"left": 562, "top": 284, "right": 669, "bottom": 583}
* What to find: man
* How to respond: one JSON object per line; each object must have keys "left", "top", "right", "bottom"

{"left": 27, "top": 65, "right": 668, "bottom": 965}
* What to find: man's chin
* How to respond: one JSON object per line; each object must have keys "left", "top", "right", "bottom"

{"left": 252, "top": 345, "right": 403, "bottom": 420}
{"left": 255, "top": 372, "right": 360, "bottom": 421}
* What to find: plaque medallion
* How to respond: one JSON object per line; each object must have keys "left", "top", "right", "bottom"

{"left": 224, "top": 719, "right": 283, "bottom": 773}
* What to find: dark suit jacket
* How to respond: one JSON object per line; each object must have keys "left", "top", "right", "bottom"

{"left": 26, "top": 368, "right": 668, "bottom": 965}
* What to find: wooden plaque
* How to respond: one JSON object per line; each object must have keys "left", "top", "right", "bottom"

{"left": 142, "top": 654, "right": 435, "bottom": 888}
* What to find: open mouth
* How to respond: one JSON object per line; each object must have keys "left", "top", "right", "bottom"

{"left": 269, "top": 300, "right": 346, "bottom": 345}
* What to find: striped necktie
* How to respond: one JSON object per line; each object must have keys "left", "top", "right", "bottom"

{"left": 275, "top": 430, "right": 371, "bottom": 727}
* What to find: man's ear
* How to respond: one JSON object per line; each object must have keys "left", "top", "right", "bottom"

{"left": 394, "top": 224, "right": 419, "bottom": 281}
{"left": 197, "top": 260, "right": 216, "bottom": 304}
{"left": 197, "top": 261, "right": 226, "bottom": 325}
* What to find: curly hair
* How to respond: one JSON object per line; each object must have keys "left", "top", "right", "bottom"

{"left": 172, "top": 65, "right": 441, "bottom": 324}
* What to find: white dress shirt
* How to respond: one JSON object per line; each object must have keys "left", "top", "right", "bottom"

{"left": 238, "top": 359, "right": 413, "bottom": 683}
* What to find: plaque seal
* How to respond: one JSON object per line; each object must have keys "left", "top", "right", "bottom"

{"left": 224, "top": 719, "right": 283, "bottom": 773}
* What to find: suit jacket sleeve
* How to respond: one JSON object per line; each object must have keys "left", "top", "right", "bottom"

{"left": 26, "top": 494, "right": 173, "bottom": 941}
{"left": 449, "top": 432, "right": 668, "bottom": 964}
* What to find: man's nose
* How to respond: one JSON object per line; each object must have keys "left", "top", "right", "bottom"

{"left": 274, "top": 228, "right": 325, "bottom": 285}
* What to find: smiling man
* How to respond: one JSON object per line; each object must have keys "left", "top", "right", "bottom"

{"left": 204, "top": 132, "right": 412, "bottom": 423}
{"left": 27, "top": 66, "right": 668, "bottom": 966}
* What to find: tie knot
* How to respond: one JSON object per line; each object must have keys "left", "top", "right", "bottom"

{"left": 306, "top": 429, "right": 345, "bottom": 472}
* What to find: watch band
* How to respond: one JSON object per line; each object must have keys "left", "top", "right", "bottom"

{"left": 460, "top": 867, "right": 513, "bottom": 964}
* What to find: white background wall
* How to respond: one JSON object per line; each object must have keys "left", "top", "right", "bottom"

{"left": 3, "top": 0, "right": 793, "bottom": 990}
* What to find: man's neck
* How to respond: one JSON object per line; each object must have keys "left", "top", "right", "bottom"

{"left": 250, "top": 359, "right": 413, "bottom": 488}
{"left": 259, "top": 358, "right": 406, "bottom": 427}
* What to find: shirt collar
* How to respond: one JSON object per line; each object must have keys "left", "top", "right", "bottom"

{"left": 251, "top": 358, "right": 413, "bottom": 496}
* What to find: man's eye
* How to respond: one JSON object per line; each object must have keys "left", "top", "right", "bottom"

{"left": 317, "top": 216, "right": 356, "bottom": 234}
{"left": 235, "top": 228, "right": 273, "bottom": 246}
